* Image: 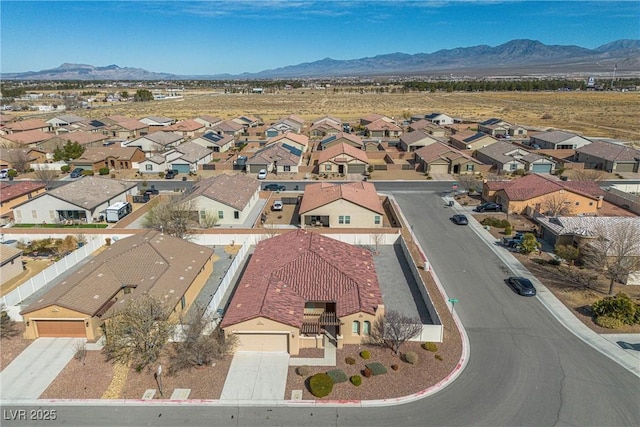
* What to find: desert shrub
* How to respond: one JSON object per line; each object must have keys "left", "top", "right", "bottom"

{"left": 480, "top": 217, "right": 510, "bottom": 229}
{"left": 98, "top": 167, "right": 110, "bottom": 175}
{"left": 391, "top": 364, "right": 399, "bottom": 371}
{"left": 421, "top": 342, "right": 438, "bottom": 352}
{"left": 61, "top": 165, "right": 71, "bottom": 173}
{"left": 592, "top": 293, "right": 638, "bottom": 325}
{"left": 158, "top": 172, "right": 165, "bottom": 178}
{"left": 308, "top": 373, "right": 333, "bottom": 398}
{"left": 362, "top": 367, "right": 373, "bottom": 378}
{"left": 326, "top": 369, "right": 348, "bottom": 384}
{"left": 350, "top": 375, "right": 362, "bottom": 386}
{"left": 595, "top": 316, "right": 624, "bottom": 329}
{"left": 81, "top": 169, "right": 94, "bottom": 176}
{"left": 498, "top": 219, "right": 511, "bottom": 229}
{"left": 541, "top": 112, "right": 554, "bottom": 120}
{"left": 512, "top": 169, "right": 526, "bottom": 176}
{"left": 435, "top": 354, "right": 444, "bottom": 361}
{"left": 365, "top": 362, "right": 387, "bottom": 376}
{"left": 345, "top": 356, "right": 356, "bottom": 365}
{"left": 360, "top": 350, "right": 371, "bottom": 360}
{"left": 403, "top": 351, "right": 418, "bottom": 364}
{"left": 296, "top": 365, "right": 310, "bottom": 376}
{"left": 73, "top": 340, "right": 87, "bottom": 363}
{"left": 548, "top": 258, "right": 562, "bottom": 266}
{"left": 504, "top": 224, "right": 512, "bottom": 236}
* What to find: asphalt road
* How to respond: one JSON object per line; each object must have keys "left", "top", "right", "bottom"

{"left": 2, "top": 188, "right": 639, "bottom": 426}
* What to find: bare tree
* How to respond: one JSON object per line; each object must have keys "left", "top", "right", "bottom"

{"left": 581, "top": 222, "right": 640, "bottom": 295}
{"left": 142, "top": 196, "right": 198, "bottom": 239}
{"left": 366, "top": 310, "right": 422, "bottom": 355}
{"left": 6, "top": 149, "right": 31, "bottom": 173}
{"left": 168, "top": 304, "right": 237, "bottom": 374}
{"left": 199, "top": 211, "right": 219, "bottom": 229}
{"left": 572, "top": 169, "right": 607, "bottom": 181}
{"left": 32, "top": 168, "right": 59, "bottom": 190}
{"left": 261, "top": 219, "right": 279, "bottom": 238}
{"left": 370, "top": 232, "right": 385, "bottom": 255}
{"left": 541, "top": 194, "right": 573, "bottom": 216}
{"left": 457, "top": 174, "right": 480, "bottom": 193}
{"left": 102, "top": 294, "right": 176, "bottom": 372}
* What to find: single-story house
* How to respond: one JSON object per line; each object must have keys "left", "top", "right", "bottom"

{"left": 245, "top": 143, "right": 303, "bottom": 174}
{"left": 46, "top": 115, "right": 87, "bottom": 128}
{"left": 265, "top": 132, "right": 309, "bottom": 153}
{"left": 165, "top": 119, "right": 205, "bottom": 139}
{"left": 299, "top": 181, "right": 384, "bottom": 228}
{"left": 477, "top": 118, "right": 512, "bottom": 137}
{"left": 194, "top": 115, "right": 224, "bottom": 128}
{"left": 164, "top": 141, "right": 213, "bottom": 174}
{"left": 211, "top": 120, "right": 245, "bottom": 137}
{"left": 0, "top": 119, "right": 51, "bottom": 134}
{"left": 534, "top": 216, "right": 640, "bottom": 286}
{"left": 12, "top": 176, "right": 137, "bottom": 224}
{"left": 424, "top": 113, "right": 454, "bottom": 126}
{"left": 74, "top": 146, "right": 146, "bottom": 172}
{"left": 414, "top": 142, "right": 483, "bottom": 175}
{"left": 220, "top": 229, "right": 385, "bottom": 354}
{"left": 310, "top": 121, "right": 342, "bottom": 139}
{"left": 0, "top": 130, "right": 52, "bottom": 148}
{"left": 41, "top": 131, "right": 110, "bottom": 151}
{"left": 0, "top": 148, "right": 48, "bottom": 170}
{"left": 365, "top": 119, "right": 403, "bottom": 138}
{"left": 123, "top": 131, "right": 184, "bottom": 156}
{"left": 575, "top": 140, "right": 640, "bottom": 173}
{"left": 529, "top": 130, "right": 592, "bottom": 150}
{"left": 231, "top": 115, "right": 261, "bottom": 128}
{"left": 317, "top": 142, "right": 369, "bottom": 175}
{"left": 266, "top": 115, "right": 305, "bottom": 137}
{"left": 139, "top": 116, "right": 175, "bottom": 127}
{"left": 138, "top": 155, "right": 167, "bottom": 174}
{"left": 399, "top": 130, "right": 441, "bottom": 152}
{"left": 20, "top": 231, "right": 215, "bottom": 340}
{"left": 106, "top": 119, "right": 148, "bottom": 139}
{"left": 319, "top": 132, "right": 364, "bottom": 150}
{"left": 482, "top": 173, "right": 604, "bottom": 215}
{"left": 475, "top": 141, "right": 556, "bottom": 174}
{"left": 359, "top": 113, "right": 393, "bottom": 127}
{"left": 449, "top": 131, "right": 499, "bottom": 151}
{"left": 183, "top": 173, "right": 261, "bottom": 226}
{"left": 0, "top": 181, "right": 46, "bottom": 224}
{"left": 0, "top": 245, "right": 23, "bottom": 283}
{"left": 190, "top": 131, "right": 235, "bottom": 153}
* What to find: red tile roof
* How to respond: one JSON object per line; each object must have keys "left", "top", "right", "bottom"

{"left": 268, "top": 132, "right": 309, "bottom": 147}
{"left": 366, "top": 118, "right": 402, "bottom": 132}
{"left": 220, "top": 230, "right": 383, "bottom": 329}
{"left": 2, "top": 130, "right": 51, "bottom": 145}
{"left": 3, "top": 119, "right": 49, "bottom": 132}
{"left": 318, "top": 142, "right": 369, "bottom": 164}
{"left": 299, "top": 181, "right": 384, "bottom": 215}
{"left": 0, "top": 182, "right": 45, "bottom": 203}
{"left": 488, "top": 174, "right": 604, "bottom": 201}
{"left": 167, "top": 119, "right": 205, "bottom": 132}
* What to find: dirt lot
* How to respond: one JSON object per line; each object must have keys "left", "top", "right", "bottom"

{"left": 0, "top": 323, "right": 30, "bottom": 371}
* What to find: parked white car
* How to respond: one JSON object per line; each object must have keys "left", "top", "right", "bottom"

{"left": 257, "top": 169, "right": 267, "bottom": 179}
{"left": 272, "top": 200, "right": 283, "bottom": 211}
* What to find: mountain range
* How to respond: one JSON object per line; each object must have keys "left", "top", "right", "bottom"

{"left": 2, "top": 39, "right": 639, "bottom": 80}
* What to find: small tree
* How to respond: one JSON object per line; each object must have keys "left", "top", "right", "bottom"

{"left": 98, "top": 167, "right": 110, "bottom": 175}
{"left": 32, "top": 168, "right": 58, "bottom": 190}
{"left": 457, "top": 174, "right": 479, "bottom": 193}
{"left": 518, "top": 233, "right": 541, "bottom": 255}
{"left": 554, "top": 244, "right": 580, "bottom": 268}
{"left": 143, "top": 196, "right": 198, "bottom": 239}
{"left": 53, "top": 141, "right": 85, "bottom": 161}
{"left": 7, "top": 149, "right": 31, "bottom": 173}
{"left": 541, "top": 194, "right": 573, "bottom": 216}
{"left": 367, "top": 310, "right": 422, "bottom": 355}
{"left": 102, "top": 295, "right": 175, "bottom": 372}
{"left": 134, "top": 89, "right": 154, "bottom": 102}
{"left": 199, "top": 211, "right": 219, "bottom": 229}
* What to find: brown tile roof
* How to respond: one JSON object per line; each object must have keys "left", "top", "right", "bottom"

{"left": 220, "top": 230, "right": 383, "bottom": 329}
{"left": 167, "top": 119, "right": 205, "bottom": 132}
{"left": 186, "top": 173, "right": 259, "bottom": 211}
{"left": 4, "top": 119, "right": 49, "bottom": 132}
{"left": 0, "top": 182, "right": 45, "bottom": 203}
{"left": 2, "top": 130, "right": 51, "bottom": 145}
{"left": 576, "top": 140, "right": 640, "bottom": 162}
{"left": 366, "top": 118, "right": 402, "bottom": 132}
{"left": 174, "top": 142, "right": 212, "bottom": 163}
{"left": 246, "top": 143, "right": 301, "bottom": 167}
{"left": 361, "top": 113, "right": 385, "bottom": 123}
{"left": 50, "top": 131, "right": 109, "bottom": 146}
{"left": 115, "top": 119, "right": 147, "bottom": 131}
{"left": 213, "top": 120, "right": 244, "bottom": 132}
{"left": 44, "top": 176, "right": 137, "bottom": 210}
{"left": 415, "top": 141, "right": 479, "bottom": 163}
{"left": 139, "top": 131, "right": 183, "bottom": 146}
{"left": 0, "top": 245, "right": 22, "bottom": 264}
{"left": 299, "top": 181, "right": 384, "bottom": 215}
{"left": 21, "top": 231, "right": 214, "bottom": 317}
{"left": 105, "top": 115, "right": 131, "bottom": 124}
{"left": 318, "top": 142, "right": 369, "bottom": 164}
{"left": 0, "top": 148, "right": 39, "bottom": 163}
{"left": 488, "top": 174, "right": 605, "bottom": 201}
{"left": 268, "top": 132, "right": 309, "bottom": 147}
{"left": 76, "top": 146, "right": 142, "bottom": 163}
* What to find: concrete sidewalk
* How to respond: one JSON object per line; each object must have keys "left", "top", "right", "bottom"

{"left": 289, "top": 335, "right": 337, "bottom": 367}
{"left": 451, "top": 200, "right": 640, "bottom": 377}
{"left": 0, "top": 338, "right": 78, "bottom": 400}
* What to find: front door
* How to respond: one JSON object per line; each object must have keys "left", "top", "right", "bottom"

{"left": 338, "top": 165, "right": 344, "bottom": 174}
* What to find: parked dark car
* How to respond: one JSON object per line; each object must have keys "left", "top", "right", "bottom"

{"left": 507, "top": 276, "right": 537, "bottom": 296}
{"left": 164, "top": 169, "right": 179, "bottom": 179}
{"left": 70, "top": 167, "right": 84, "bottom": 178}
{"left": 451, "top": 214, "right": 469, "bottom": 225}
{"left": 263, "top": 183, "right": 286, "bottom": 191}
{"left": 474, "top": 202, "right": 502, "bottom": 212}
{"left": 144, "top": 185, "right": 159, "bottom": 197}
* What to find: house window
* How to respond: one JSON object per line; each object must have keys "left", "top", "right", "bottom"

{"left": 200, "top": 211, "right": 206, "bottom": 219}
{"left": 32, "top": 210, "right": 38, "bottom": 219}
{"left": 283, "top": 165, "right": 291, "bottom": 172}
{"left": 352, "top": 321, "right": 360, "bottom": 335}
{"left": 234, "top": 211, "right": 239, "bottom": 219}
{"left": 324, "top": 164, "right": 332, "bottom": 171}
{"left": 589, "top": 202, "right": 594, "bottom": 206}
{"left": 374, "top": 216, "right": 381, "bottom": 225}
{"left": 363, "top": 321, "right": 371, "bottom": 335}
{"left": 339, "top": 215, "right": 351, "bottom": 225}
{"left": 218, "top": 211, "right": 224, "bottom": 219}
{"left": 181, "top": 295, "right": 186, "bottom": 310}
{"left": 509, "top": 164, "right": 517, "bottom": 171}
{"left": 145, "top": 164, "right": 153, "bottom": 171}
{"left": 466, "top": 164, "right": 474, "bottom": 171}
{"left": 575, "top": 202, "right": 580, "bottom": 206}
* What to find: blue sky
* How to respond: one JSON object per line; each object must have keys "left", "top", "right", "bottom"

{"left": 1, "top": 1, "right": 639, "bottom": 75}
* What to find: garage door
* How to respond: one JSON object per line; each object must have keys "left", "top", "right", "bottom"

{"left": 615, "top": 163, "right": 636, "bottom": 173}
{"left": 236, "top": 333, "right": 288, "bottom": 352}
{"left": 36, "top": 320, "right": 86, "bottom": 338}
{"left": 171, "top": 164, "right": 191, "bottom": 174}
{"left": 429, "top": 163, "right": 449, "bottom": 174}
{"left": 532, "top": 164, "right": 552, "bottom": 173}
{"left": 347, "top": 164, "right": 366, "bottom": 174}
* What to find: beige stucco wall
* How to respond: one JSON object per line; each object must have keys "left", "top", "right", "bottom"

{"left": 193, "top": 192, "right": 259, "bottom": 226}
{"left": 0, "top": 254, "right": 23, "bottom": 282}
{"left": 223, "top": 316, "right": 299, "bottom": 354}
{"left": 22, "top": 305, "right": 99, "bottom": 341}
{"left": 0, "top": 188, "right": 46, "bottom": 218}
{"left": 340, "top": 312, "right": 379, "bottom": 345}
{"left": 301, "top": 199, "right": 383, "bottom": 228}
{"left": 496, "top": 189, "right": 602, "bottom": 215}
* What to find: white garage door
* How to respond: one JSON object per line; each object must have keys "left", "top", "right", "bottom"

{"left": 236, "top": 333, "right": 288, "bottom": 352}
{"left": 429, "top": 163, "right": 449, "bottom": 174}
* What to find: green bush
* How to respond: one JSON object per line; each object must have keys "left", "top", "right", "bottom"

{"left": 512, "top": 169, "right": 526, "bottom": 176}
{"left": 326, "top": 369, "right": 348, "bottom": 384}
{"left": 498, "top": 219, "right": 511, "bottom": 228}
{"left": 365, "top": 362, "right": 387, "bottom": 376}
{"left": 360, "top": 350, "right": 371, "bottom": 360}
{"left": 158, "top": 172, "right": 165, "bottom": 178}
{"left": 404, "top": 351, "right": 418, "bottom": 364}
{"left": 98, "top": 167, "right": 110, "bottom": 175}
{"left": 504, "top": 225, "right": 512, "bottom": 236}
{"left": 548, "top": 258, "right": 562, "bottom": 266}
{"left": 81, "top": 169, "right": 94, "bottom": 176}
{"left": 61, "top": 165, "right": 71, "bottom": 173}
{"left": 308, "top": 373, "right": 333, "bottom": 398}
{"left": 592, "top": 293, "right": 638, "bottom": 325}
{"left": 350, "top": 375, "right": 362, "bottom": 386}
{"left": 595, "top": 316, "right": 624, "bottom": 329}
{"left": 345, "top": 356, "right": 356, "bottom": 365}
{"left": 421, "top": 342, "right": 438, "bottom": 352}
{"left": 480, "top": 217, "right": 510, "bottom": 228}
{"left": 295, "top": 365, "right": 310, "bottom": 376}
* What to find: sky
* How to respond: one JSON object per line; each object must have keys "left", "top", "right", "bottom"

{"left": 1, "top": 1, "right": 639, "bottom": 75}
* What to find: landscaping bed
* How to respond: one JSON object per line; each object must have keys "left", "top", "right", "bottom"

{"left": 0, "top": 323, "right": 30, "bottom": 371}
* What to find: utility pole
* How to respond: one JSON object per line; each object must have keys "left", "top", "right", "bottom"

{"left": 611, "top": 63, "right": 617, "bottom": 90}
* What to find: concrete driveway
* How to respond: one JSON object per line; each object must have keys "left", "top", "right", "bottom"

{"left": 220, "top": 352, "right": 290, "bottom": 401}
{"left": 0, "top": 338, "right": 77, "bottom": 400}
